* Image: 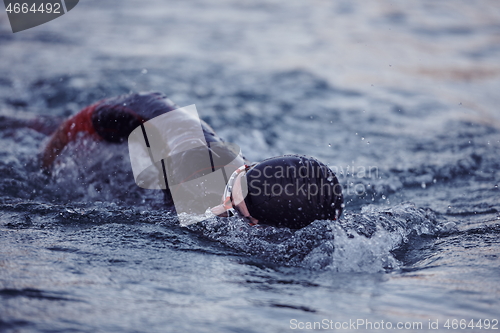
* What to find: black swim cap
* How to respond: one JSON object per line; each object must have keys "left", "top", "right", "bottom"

{"left": 243, "top": 155, "right": 343, "bottom": 229}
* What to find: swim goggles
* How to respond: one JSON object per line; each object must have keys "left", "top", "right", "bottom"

{"left": 221, "top": 163, "right": 256, "bottom": 223}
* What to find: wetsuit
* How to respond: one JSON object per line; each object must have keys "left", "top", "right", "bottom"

{"left": 42, "top": 92, "right": 227, "bottom": 169}
{"left": 42, "top": 92, "right": 246, "bottom": 212}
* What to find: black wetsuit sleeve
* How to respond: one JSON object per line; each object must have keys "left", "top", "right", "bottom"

{"left": 91, "top": 105, "right": 144, "bottom": 143}
{"left": 90, "top": 92, "right": 179, "bottom": 143}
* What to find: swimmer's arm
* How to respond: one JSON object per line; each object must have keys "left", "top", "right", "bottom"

{"left": 41, "top": 104, "right": 99, "bottom": 169}
{"left": 41, "top": 99, "right": 148, "bottom": 169}
{"left": 40, "top": 92, "right": 203, "bottom": 169}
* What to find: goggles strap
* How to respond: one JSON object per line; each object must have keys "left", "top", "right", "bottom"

{"left": 223, "top": 164, "right": 252, "bottom": 218}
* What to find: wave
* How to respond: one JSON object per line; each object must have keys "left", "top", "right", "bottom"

{"left": 187, "top": 202, "right": 448, "bottom": 272}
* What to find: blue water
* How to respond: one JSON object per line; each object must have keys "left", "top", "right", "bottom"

{"left": 1, "top": 0, "right": 500, "bottom": 332}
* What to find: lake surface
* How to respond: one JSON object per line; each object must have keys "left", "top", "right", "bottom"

{"left": 1, "top": 0, "right": 499, "bottom": 332}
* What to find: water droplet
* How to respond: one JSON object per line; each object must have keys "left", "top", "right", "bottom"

{"left": 361, "top": 137, "right": 365, "bottom": 140}
{"left": 141, "top": 69, "right": 148, "bottom": 74}
{"left": 355, "top": 132, "right": 358, "bottom": 136}
{"left": 298, "top": 207, "right": 302, "bottom": 211}
{"left": 421, "top": 182, "right": 426, "bottom": 189}
{"left": 433, "top": 178, "right": 437, "bottom": 183}
{"left": 367, "top": 141, "right": 370, "bottom": 145}
{"left": 328, "top": 143, "right": 331, "bottom": 147}
{"left": 327, "top": 175, "right": 334, "bottom": 181}
{"left": 448, "top": 205, "right": 452, "bottom": 209}
{"left": 382, "top": 195, "right": 386, "bottom": 200}
{"left": 123, "top": 103, "right": 127, "bottom": 106}
{"left": 495, "top": 185, "right": 498, "bottom": 189}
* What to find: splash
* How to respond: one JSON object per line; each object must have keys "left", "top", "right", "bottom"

{"left": 187, "top": 202, "right": 443, "bottom": 272}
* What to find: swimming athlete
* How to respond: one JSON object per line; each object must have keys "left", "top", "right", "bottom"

{"left": 40, "top": 92, "right": 344, "bottom": 229}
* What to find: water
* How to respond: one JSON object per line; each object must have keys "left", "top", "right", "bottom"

{"left": 1, "top": 0, "right": 500, "bottom": 332}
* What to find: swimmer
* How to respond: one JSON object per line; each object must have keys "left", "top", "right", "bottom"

{"left": 41, "top": 92, "right": 343, "bottom": 229}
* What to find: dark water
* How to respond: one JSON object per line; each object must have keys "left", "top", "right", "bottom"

{"left": 1, "top": 0, "right": 500, "bottom": 332}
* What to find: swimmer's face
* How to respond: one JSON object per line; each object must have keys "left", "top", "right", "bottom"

{"left": 211, "top": 171, "right": 259, "bottom": 225}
